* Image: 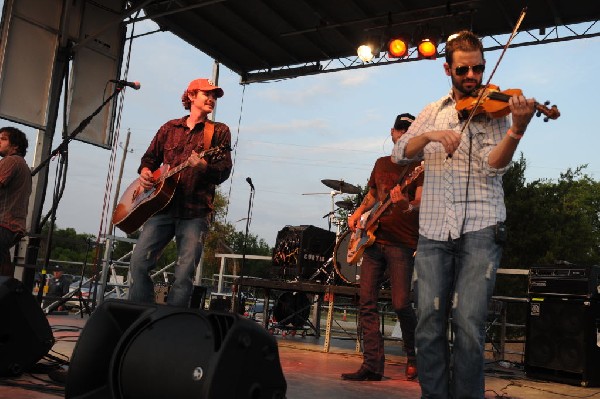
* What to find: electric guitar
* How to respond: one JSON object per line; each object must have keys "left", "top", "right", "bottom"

{"left": 346, "top": 164, "right": 424, "bottom": 263}
{"left": 112, "top": 144, "right": 230, "bottom": 234}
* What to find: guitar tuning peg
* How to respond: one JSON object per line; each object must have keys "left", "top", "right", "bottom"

{"left": 536, "top": 110, "right": 542, "bottom": 117}
{"left": 543, "top": 116, "right": 549, "bottom": 122}
{"left": 544, "top": 100, "right": 550, "bottom": 106}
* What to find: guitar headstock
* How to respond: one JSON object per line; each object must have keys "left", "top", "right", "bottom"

{"left": 203, "top": 144, "right": 232, "bottom": 162}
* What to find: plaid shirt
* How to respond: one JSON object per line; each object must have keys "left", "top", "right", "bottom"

{"left": 139, "top": 116, "right": 232, "bottom": 219}
{"left": 392, "top": 91, "right": 511, "bottom": 241}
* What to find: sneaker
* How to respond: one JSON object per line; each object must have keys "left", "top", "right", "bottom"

{"left": 405, "top": 358, "right": 418, "bottom": 380}
{"left": 341, "top": 367, "right": 383, "bottom": 381}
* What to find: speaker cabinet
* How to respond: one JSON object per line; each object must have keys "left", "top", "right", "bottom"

{"left": 525, "top": 297, "right": 600, "bottom": 386}
{"left": 65, "top": 299, "right": 287, "bottom": 399}
{"left": 272, "top": 225, "right": 336, "bottom": 280}
{"left": 0, "top": 277, "right": 54, "bottom": 376}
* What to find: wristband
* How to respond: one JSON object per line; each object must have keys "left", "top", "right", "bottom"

{"left": 403, "top": 204, "right": 414, "bottom": 213}
{"left": 507, "top": 129, "right": 523, "bottom": 140}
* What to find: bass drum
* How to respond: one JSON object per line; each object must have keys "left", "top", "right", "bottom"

{"left": 333, "top": 230, "right": 362, "bottom": 285}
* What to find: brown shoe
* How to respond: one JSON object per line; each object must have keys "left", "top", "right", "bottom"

{"left": 405, "top": 358, "right": 418, "bottom": 380}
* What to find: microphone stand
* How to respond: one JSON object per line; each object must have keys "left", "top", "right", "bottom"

{"left": 34, "top": 85, "right": 123, "bottom": 304}
{"left": 235, "top": 181, "right": 255, "bottom": 313}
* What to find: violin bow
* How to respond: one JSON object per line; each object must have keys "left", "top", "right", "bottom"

{"left": 459, "top": 7, "right": 528, "bottom": 134}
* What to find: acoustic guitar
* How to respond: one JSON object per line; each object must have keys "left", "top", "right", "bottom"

{"left": 112, "top": 144, "right": 230, "bottom": 234}
{"left": 346, "top": 163, "right": 424, "bottom": 263}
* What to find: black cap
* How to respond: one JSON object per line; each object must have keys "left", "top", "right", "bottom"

{"left": 393, "top": 113, "right": 415, "bottom": 130}
{"left": 52, "top": 264, "right": 62, "bottom": 271}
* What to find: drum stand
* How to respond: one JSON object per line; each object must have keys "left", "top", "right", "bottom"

{"left": 309, "top": 190, "right": 347, "bottom": 285}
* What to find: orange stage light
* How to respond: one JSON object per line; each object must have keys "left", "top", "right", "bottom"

{"left": 387, "top": 38, "right": 408, "bottom": 58}
{"left": 417, "top": 39, "right": 437, "bottom": 59}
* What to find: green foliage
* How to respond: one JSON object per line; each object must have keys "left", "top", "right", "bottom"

{"left": 503, "top": 154, "right": 600, "bottom": 269}
{"left": 37, "top": 225, "right": 97, "bottom": 276}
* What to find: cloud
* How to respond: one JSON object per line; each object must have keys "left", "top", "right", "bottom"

{"left": 337, "top": 69, "right": 371, "bottom": 86}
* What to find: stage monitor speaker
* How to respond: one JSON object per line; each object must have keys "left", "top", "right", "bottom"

{"left": 525, "top": 296, "right": 600, "bottom": 386}
{"left": 272, "top": 225, "right": 336, "bottom": 280}
{"left": 65, "top": 299, "right": 287, "bottom": 399}
{"left": 0, "top": 277, "right": 54, "bottom": 376}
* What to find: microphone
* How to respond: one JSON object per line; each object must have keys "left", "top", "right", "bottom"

{"left": 109, "top": 79, "right": 141, "bottom": 90}
{"left": 246, "top": 177, "right": 255, "bottom": 191}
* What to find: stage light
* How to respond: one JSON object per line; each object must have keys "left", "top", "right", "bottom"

{"left": 387, "top": 38, "right": 408, "bottom": 58}
{"left": 417, "top": 38, "right": 437, "bottom": 59}
{"left": 357, "top": 44, "right": 374, "bottom": 62}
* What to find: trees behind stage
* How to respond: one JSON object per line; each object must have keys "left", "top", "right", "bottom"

{"left": 36, "top": 155, "right": 600, "bottom": 289}
{"left": 503, "top": 154, "right": 600, "bottom": 269}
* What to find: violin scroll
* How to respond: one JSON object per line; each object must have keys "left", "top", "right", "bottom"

{"left": 537, "top": 100, "right": 560, "bottom": 122}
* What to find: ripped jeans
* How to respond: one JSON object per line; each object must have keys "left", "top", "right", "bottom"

{"left": 128, "top": 213, "right": 209, "bottom": 307}
{"left": 414, "top": 225, "right": 501, "bottom": 399}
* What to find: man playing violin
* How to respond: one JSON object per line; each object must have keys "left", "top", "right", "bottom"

{"left": 392, "top": 31, "right": 536, "bottom": 398}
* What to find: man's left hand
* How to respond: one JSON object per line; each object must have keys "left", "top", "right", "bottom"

{"left": 390, "top": 185, "right": 409, "bottom": 208}
{"left": 189, "top": 151, "right": 208, "bottom": 171}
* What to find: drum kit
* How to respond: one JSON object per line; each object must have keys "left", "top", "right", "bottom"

{"left": 304, "top": 178, "right": 363, "bottom": 286}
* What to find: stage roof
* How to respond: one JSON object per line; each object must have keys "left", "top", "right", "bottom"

{"left": 129, "top": 0, "right": 600, "bottom": 83}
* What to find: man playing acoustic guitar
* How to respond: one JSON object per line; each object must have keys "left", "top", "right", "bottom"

{"left": 127, "top": 78, "right": 232, "bottom": 307}
{"left": 341, "top": 113, "right": 422, "bottom": 382}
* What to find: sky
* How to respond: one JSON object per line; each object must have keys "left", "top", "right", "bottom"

{"left": 4, "top": 8, "right": 600, "bottom": 247}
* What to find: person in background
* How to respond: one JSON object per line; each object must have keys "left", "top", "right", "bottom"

{"left": 128, "top": 78, "right": 232, "bottom": 307}
{"left": 392, "top": 31, "right": 536, "bottom": 398}
{"left": 0, "top": 126, "right": 31, "bottom": 277}
{"left": 341, "top": 113, "right": 421, "bottom": 382}
{"left": 44, "top": 264, "right": 70, "bottom": 311}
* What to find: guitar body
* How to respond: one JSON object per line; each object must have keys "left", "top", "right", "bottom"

{"left": 112, "top": 164, "right": 180, "bottom": 234}
{"left": 346, "top": 207, "right": 379, "bottom": 264}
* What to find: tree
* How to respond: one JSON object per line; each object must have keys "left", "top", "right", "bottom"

{"left": 503, "top": 154, "right": 600, "bottom": 269}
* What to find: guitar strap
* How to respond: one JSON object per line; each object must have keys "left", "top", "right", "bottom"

{"left": 203, "top": 120, "right": 215, "bottom": 150}
{"left": 395, "top": 163, "right": 412, "bottom": 188}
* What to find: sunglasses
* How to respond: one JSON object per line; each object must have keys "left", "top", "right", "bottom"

{"left": 454, "top": 64, "right": 485, "bottom": 76}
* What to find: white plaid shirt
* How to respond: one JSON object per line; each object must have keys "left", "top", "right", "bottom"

{"left": 392, "top": 91, "right": 511, "bottom": 241}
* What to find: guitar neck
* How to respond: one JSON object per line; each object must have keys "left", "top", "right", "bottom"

{"left": 362, "top": 167, "right": 421, "bottom": 231}
{"left": 363, "top": 196, "right": 393, "bottom": 231}
{"left": 156, "top": 147, "right": 215, "bottom": 183}
{"left": 161, "top": 161, "right": 190, "bottom": 182}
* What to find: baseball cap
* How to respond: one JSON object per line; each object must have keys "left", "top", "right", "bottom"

{"left": 393, "top": 113, "right": 415, "bottom": 130}
{"left": 186, "top": 78, "right": 224, "bottom": 98}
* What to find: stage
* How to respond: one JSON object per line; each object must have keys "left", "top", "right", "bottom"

{"left": 1, "top": 311, "right": 599, "bottom": 399}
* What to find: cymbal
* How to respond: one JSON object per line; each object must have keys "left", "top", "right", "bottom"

{"left": 321, "top": 179, "right": 361, "bottom": 194}
{"left": 335, "top": 200, "right": 355, "bottom": 210}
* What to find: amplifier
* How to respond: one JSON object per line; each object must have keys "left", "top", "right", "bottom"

{"left": 272, "top": 225, "right": 336, "bottom": 280}
{"left": 528, "top": 264, "right": 600, "bottom": 298}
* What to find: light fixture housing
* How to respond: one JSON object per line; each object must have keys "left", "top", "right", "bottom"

{"left": 417, "top": 38, "right": 437, "bottom": 59}
{"left": 387, "top": 37, "right": 408, "bottom": 58}
{"left": 357, "top": 44, "right": 374, "bottom": 62}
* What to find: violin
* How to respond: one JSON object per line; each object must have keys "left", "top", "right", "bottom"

{"left": 455, "top": 84, "right": 561, "bottom": 122}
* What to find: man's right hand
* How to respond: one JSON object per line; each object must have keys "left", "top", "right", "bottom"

{"left": 425, "top": 129, "right": 462, "bottom": 156}
{"left": 348, "top": 211, "right": 362, "bottom": 232}
{"left": 139, "top": 167, "right": 155, "bottom": 189}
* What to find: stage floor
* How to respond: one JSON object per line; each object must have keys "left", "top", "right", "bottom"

{"left": 1, "top": 311, "right": 598, "bottom": 399}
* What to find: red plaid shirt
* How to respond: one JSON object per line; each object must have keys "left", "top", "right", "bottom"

{"left": 138, "top": 116, "right": 232, "bottom": 218}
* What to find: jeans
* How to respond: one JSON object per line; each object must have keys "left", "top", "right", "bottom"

{"left": 359, "top": 242, "right": 417, "bottom": 374}
{"left": 0, "top": 227, "right": 18, "bottom": 277}
{"left": 414, "top": 225, "right": 501, "bottom": 399}
{"left": 128, "top": 213, "right": 209, "bottom": 307}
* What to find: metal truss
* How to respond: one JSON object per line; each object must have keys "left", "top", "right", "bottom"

{"left": 242, "top": 20, "right": 600, "bottom": 84}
